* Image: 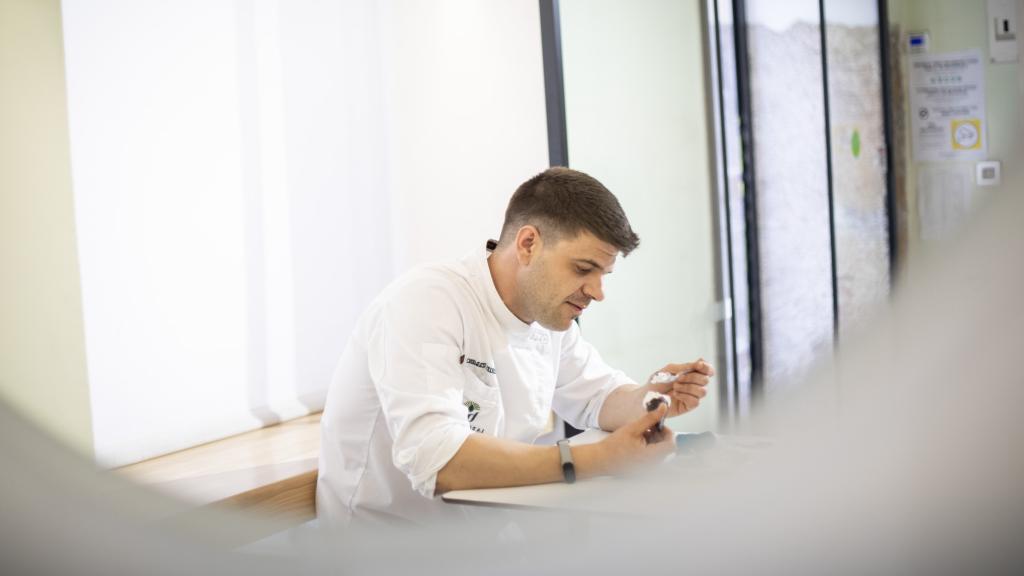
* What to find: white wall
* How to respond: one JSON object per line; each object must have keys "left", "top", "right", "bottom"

{"left": 560, "top": 0, "right": 721, "bottom": 432}
{"left": 890, "top": 0, "right": 1022, "bottom": 265}
{"left": 0, "top": 0, "right": 93, "bottom": 456}
{"left": 61, "top": 0, "right": 548, "bottom": 466}
{"left": 380, "top": 1, "right": 550, "bottom": 266}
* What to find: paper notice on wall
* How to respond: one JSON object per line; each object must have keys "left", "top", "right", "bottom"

{"left": 917, "top": 164, "right": 973, "bottom": 241}
{"left": 909, "top": 49, "right": 987, "bottom": 162}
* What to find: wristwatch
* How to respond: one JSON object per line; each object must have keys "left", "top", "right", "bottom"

{"left": 556, "top": 439, "right": 576, "bottom": 484}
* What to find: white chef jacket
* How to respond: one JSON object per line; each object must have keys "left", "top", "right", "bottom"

{"left": 316, "top": 242, "right": 634, "bottom": 526}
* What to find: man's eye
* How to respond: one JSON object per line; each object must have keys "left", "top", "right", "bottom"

{"left": 575, "top": 266, "right": 594, "bottom": 275}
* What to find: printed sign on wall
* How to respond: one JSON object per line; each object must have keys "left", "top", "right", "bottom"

{"left": 909, "top": 49, "right": 987, "bottom": 162}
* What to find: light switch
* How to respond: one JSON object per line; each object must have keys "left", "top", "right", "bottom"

{"left": 987, "top": 0, "right": 1019, "bottom": 63}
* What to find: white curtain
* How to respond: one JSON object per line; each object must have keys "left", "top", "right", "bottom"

{"left": 62, "top": 0, "right": 548, "bottom": 467}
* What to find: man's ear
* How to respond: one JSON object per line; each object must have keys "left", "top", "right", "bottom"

{"left": 515, "top": 225, "right": 542, "bottom": 265}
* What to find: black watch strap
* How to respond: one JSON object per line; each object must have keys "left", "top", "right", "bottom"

{"left": 556, "top": 439, "right": 576, "bottom": 484}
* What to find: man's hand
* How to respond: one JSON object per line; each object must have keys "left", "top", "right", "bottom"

{"left": 582, "top": 402, "right": 675, "bottom": 476}
{"left": 647, "top": 359, "right": 715, "bottom": 418}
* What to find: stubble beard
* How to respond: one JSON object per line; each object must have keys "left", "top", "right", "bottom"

{"left": 520, "top": 266, "right": 572, "bottom": 332}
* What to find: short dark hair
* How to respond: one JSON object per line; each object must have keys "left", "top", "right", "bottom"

{"left": 498, "top": 167, "right": 640, "bottom": 256}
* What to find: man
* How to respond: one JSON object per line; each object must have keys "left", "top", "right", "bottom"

{"left": 316, "top": 167, "right": 714, "bottom": 526}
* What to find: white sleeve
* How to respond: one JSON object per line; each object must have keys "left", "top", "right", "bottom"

{"left": 366, "top": 276, "right": 473, "bottom": 499}
{"left": 551, "top": 321, "right": 635, "bottom": 430}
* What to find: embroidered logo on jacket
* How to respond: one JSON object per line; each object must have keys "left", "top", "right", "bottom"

{"left": 459, "top": 355, "right": 496, "bottom": 375}
{"left": 464, "top": 400, "right": 481, "bottom": 423}
{"left": 463, "top": 400, "right": 487, "bottom": 433}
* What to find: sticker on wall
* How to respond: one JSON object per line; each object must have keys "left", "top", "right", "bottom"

{"left": 907, "top": 31, "right": 929, "bottom": 54}
{"left": 909, "top": 49, "right": 987, "bottom": 162}
{"left": 951, "top": 119, "right": 982, "bottom": 150}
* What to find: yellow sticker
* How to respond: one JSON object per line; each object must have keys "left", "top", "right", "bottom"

{"left": 951, "top": 119, "right": 982, "bottom": 151}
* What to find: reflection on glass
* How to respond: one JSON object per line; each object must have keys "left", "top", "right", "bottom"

{"left": 823, "top": 0, "right": 890, "bottom": 333}
{"left": 746, "top": 0, "right": 835, "bottom": 393}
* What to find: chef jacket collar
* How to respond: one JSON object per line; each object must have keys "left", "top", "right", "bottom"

{"left": 478, "top": 239, "right": 534, "bottom": 337}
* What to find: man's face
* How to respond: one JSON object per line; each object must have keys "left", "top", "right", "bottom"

{"left": 518, "top": 230, "right": 618, "bottom": 331}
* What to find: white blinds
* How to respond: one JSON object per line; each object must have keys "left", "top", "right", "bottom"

{"left": 62, "top": 0, "right": 548, "bottom": 467}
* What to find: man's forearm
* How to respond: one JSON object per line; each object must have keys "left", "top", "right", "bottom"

{"left": 434, "top": 433, "right": 607, "bottom": 494}
{"left": 596, "top": 383, "right": 646, "bottom": 431}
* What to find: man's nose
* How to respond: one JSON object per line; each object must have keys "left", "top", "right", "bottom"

{"left": 582, "top": 277, "right": 604, "bottom": 302}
